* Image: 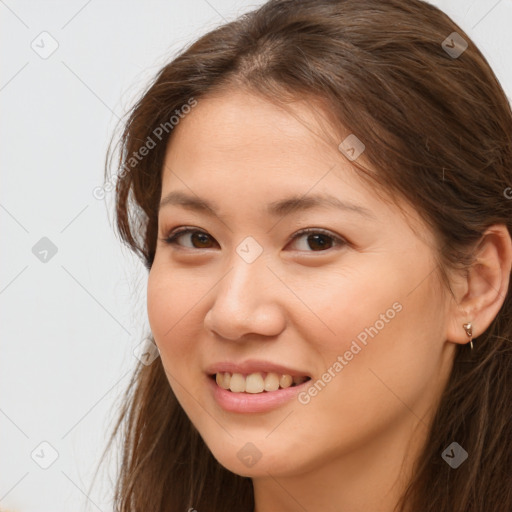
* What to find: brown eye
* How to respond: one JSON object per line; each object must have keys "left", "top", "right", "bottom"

{"left": 160, "top": 227, "right": 346, "bottom": 252}
{"left": 162, "top": 228, "right": 217, "bottom": 249}
{"left": 288, "top": 229, "right": 346, "bottom": 252}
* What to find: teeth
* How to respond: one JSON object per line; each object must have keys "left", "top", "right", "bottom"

{"left": 245, "top": 373, "right": 265, "bottom": 393}
{"left": 229, "top": 373, "right": 246, "bottom": 393}
{"left": 264, "top": 372, "right": 280, "bottom": 391}
{"left": 215, "top": 371, "right": 309, "bottom": 393}
{"left": 215, "top": 372, "right": 231, "bottom": 390}
{"left": 279, "top": 374, "right": 293, "bottom": 388}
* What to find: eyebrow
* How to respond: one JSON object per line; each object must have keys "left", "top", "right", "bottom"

{"left": 158, "top": 190, "right": 376, "bottom": 220}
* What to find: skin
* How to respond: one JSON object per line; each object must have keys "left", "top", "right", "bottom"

{"left": 147, "top": 89, "right": 512, "bottom": 512}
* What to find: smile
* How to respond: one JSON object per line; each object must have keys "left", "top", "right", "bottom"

{"left": 212, "top": 371, "right": 311, "bottom": 393}
{"left": 208, "top": 372, "right": 312, "bottom": 413}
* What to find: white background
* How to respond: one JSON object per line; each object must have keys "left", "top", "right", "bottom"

{"left": 1, "top": 1, "right": 511, "bottom": 510}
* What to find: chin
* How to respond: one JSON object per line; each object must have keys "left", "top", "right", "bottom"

{"left": 204, "top": 437, "right": 307, "bottom": 479}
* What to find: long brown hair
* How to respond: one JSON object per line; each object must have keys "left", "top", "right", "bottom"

{"left": 97, "top": 0, "right": 512, "bottom": 510}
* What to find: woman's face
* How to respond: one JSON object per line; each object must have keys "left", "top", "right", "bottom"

{"left": 147, "top": 90, "right": 456, "bottom": 479}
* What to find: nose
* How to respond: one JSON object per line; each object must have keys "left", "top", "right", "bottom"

{"left": 203, "top": 254, "right": 287, "bottom": 341}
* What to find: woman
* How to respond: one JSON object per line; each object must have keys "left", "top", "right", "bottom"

{"left": 101, "top": 0, "right": 512, "bottom": 510}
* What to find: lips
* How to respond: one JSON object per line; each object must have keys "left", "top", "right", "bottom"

{"left": 205, "top": 359, "right": 312, "bottom": 394}
{"left": 206, "top": 359, "right": 311, "bottom": 377}
{"left": 207, "top": 368, "right": 312, "bottom": 413}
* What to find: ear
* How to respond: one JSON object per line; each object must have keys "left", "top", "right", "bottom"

{"left": 446, "top": 224, "right": 512, "bottom": 346}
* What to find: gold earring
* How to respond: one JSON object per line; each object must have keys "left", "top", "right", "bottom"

{"left": 463, "top": 322, "right": 473, "bottom": 350}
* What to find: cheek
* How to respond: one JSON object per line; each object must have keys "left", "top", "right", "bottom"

{"left": 147, "top": 268, "right": 171, "bottom": 340}
{"left": 146, "top": 266, "right": 207, "bottom": 414}
{"left": 295, "top": 253, "right": 437, "bottom": 387}
{"left": 300, "top": 272, "right": 444, "bottom": 438}
{"left": 146, "top": 266, "right": 201, "bottom": 361}
{"left": 291, "top": 262, "right": 398, "bottom": 356}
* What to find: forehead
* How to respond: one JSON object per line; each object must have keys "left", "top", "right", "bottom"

{"left": 165, "top": 91, "right": 332, "bottom": 165}
{"left": 162, "top": 91, "right": 370, "bottom": 195}
{"left": 159, "top": 90, "right": 428, "bottom": 239}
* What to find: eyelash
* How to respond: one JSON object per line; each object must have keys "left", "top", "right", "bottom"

{"left": 159, "top": 226, "right": 347, "bottom": 252}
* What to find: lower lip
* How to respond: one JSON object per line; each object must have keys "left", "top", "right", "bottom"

{"left": 207, "top": 375, "right": 311, "bottom": 413}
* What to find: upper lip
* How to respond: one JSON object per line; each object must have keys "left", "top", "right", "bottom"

{"left": 205, "top": 359, "right": 311, "bottom": 378}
